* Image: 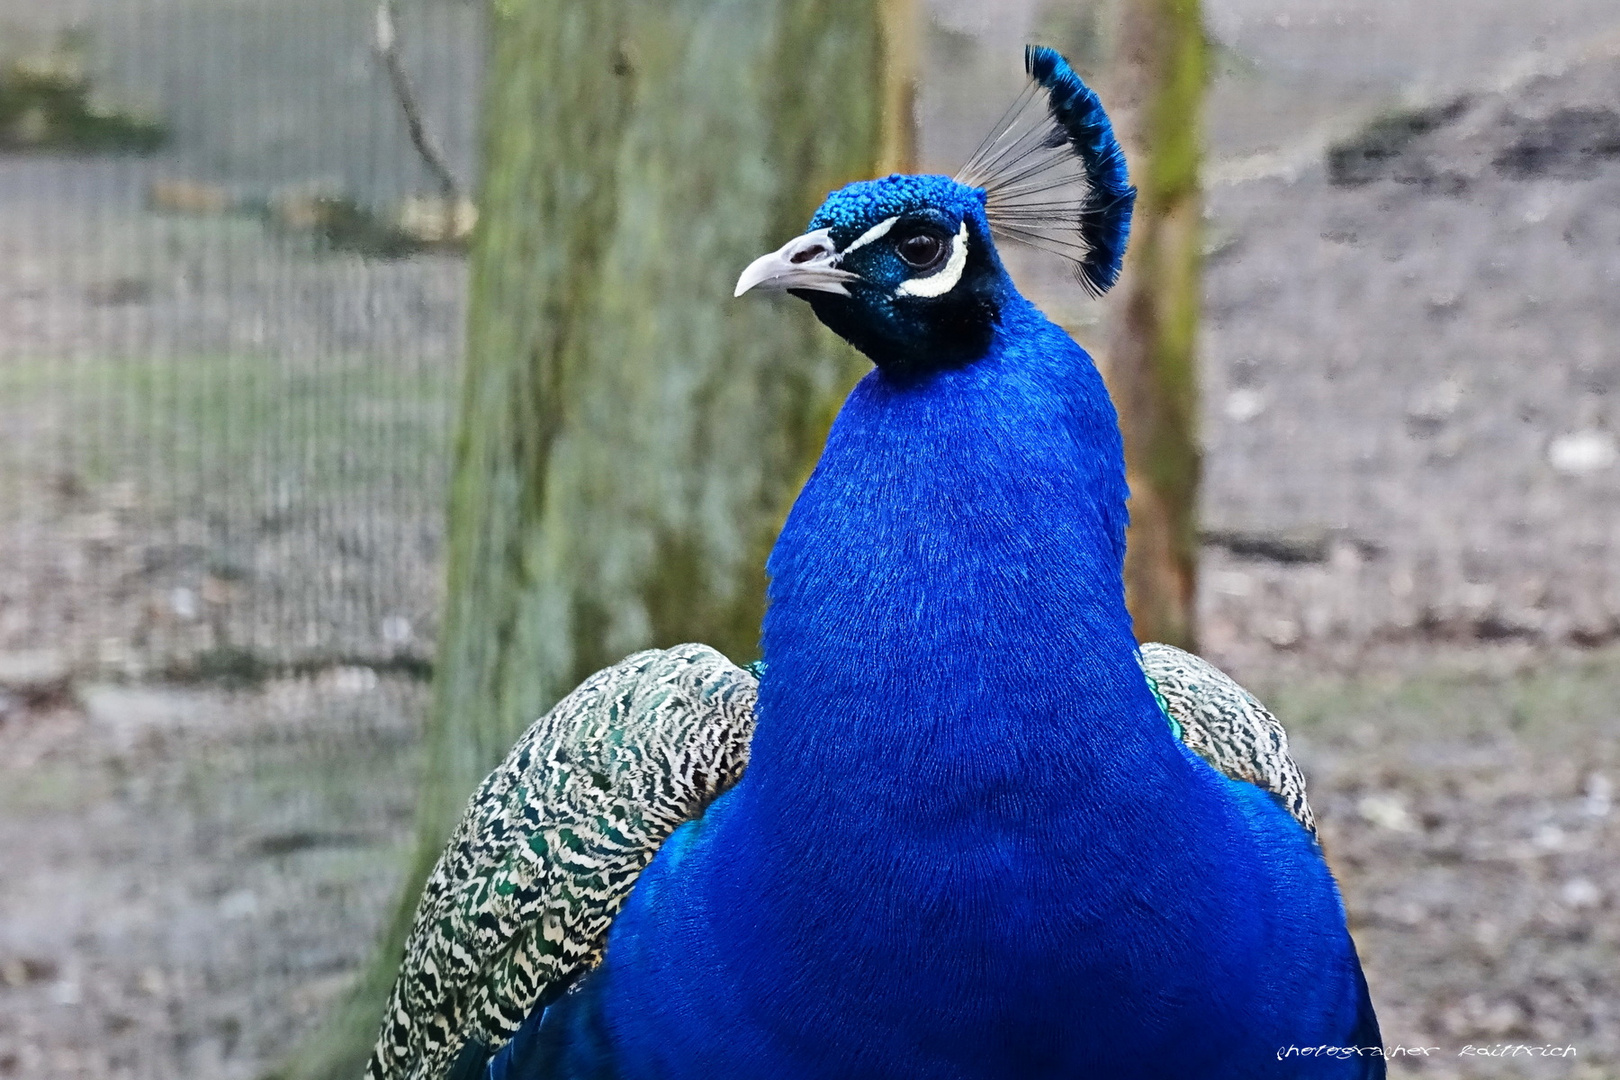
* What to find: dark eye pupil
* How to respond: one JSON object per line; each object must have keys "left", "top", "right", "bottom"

{"left": 897, "top": 233, "right": 944, "bottom": 268}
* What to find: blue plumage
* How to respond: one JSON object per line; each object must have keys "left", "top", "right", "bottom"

{"left": 484, "top": 48, "right": 1381, "bottom": 1080}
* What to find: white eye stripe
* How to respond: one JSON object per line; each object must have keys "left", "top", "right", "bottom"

{"left": 895, "top": 222, "right": 970, "bottom": 298}
{"left": 840, "top": 215, "right": 899, "bottom": 255}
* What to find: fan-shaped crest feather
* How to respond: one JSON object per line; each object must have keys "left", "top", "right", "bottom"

{"left": 957, "top": 46, "right": 1136, "bottom": 295}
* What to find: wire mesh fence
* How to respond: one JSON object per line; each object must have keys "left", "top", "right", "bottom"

{"left": 1, "top": 4, "right": 482, "bottom": 1075}
{"left": 0, "top": 0, "right": 483, "bottom": 683}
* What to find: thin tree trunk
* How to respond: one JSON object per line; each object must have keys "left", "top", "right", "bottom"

{"left": 1106, "top": 0, "right": 1205, "bottom": 652}
{"left": 271, "top": 2, "right": 912, "bottom": 1077}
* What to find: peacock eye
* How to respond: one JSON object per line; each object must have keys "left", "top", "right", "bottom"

{"left": 895, "top": 231, "right": 948, "bottom": 272}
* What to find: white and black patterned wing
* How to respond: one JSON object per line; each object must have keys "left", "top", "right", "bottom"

{"left": 1139, "top": 642, "right": 1316, "bottom": 836}
{"left": 366, "top": 644, "right": 759, "bottom": 1080}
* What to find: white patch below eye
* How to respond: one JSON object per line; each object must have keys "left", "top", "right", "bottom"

{"left": 895, "top": 222, "right": 970, "bottom": 299}
{"left": 841, "top": 215, "right": 899, "bottom": 255}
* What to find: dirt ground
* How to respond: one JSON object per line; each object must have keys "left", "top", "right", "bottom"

{"left": 1193, "top": 38, "right": 1620, "bottom": 677}
{"left": 2, "top": 1, "right": 1620, "bottom": 1078}
{"left": 1275, "top": 645, "right": 1620, "bottom": 1079}
{"left": 0, "top": 672, "right": 424, "bottom": 1080}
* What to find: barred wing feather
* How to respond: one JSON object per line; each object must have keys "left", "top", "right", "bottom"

{"left": 1139, "top": 641, "right": 1316, "bottom": 836}
{"left": 366, "top": 644, "right": 757, "bottom": 1080}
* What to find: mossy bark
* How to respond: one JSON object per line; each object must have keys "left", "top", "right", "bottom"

{"left": 1106, "top": 0, "right": 1205, "bottom": 652}
{"left": 271, "top": 2, "right": 911, "bottom": 1078}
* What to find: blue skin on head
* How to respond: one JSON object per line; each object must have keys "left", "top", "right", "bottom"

{"left": 492, "top": 173, "right": 1382, "bottom": 1080}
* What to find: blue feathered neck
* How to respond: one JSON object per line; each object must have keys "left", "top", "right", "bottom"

{"left": 753, "top": 295, "right": 1151, "bottom": 793}
{"left": 557, "top": 283, "right": 1373, "bottom": 1080}
{"left": 583, "top": 301, "right": 1299, "bottom": 1077}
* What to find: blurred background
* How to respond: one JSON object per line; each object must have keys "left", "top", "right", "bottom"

{"left": 0, "top": 0, "right": 1616, "bottom": 1077}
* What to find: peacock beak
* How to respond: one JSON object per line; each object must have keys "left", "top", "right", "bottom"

{"left": 734, "top": 228, "right": 861, "bottom": 298}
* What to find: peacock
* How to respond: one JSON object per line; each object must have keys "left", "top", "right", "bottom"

{"left": 366, "top": 47, "right": 1383, "bottom": 1080}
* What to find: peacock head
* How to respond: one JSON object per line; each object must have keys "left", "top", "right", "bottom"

{"left": 734, "top": 47, "right": 1136, "bottom": 378}
{"left": 735, "top": 174, "right": 1007, "bottom": 374}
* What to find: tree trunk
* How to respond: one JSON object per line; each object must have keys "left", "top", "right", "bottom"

{"left": 1106, "top": 0, "right": 1205, "bottom": 652}
{"left": 271, "top": 2, "right": 912, "bottom": 1077}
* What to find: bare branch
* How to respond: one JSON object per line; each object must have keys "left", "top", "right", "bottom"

{"left": 374, "top": 1, "right": 461, "bottom": 214}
